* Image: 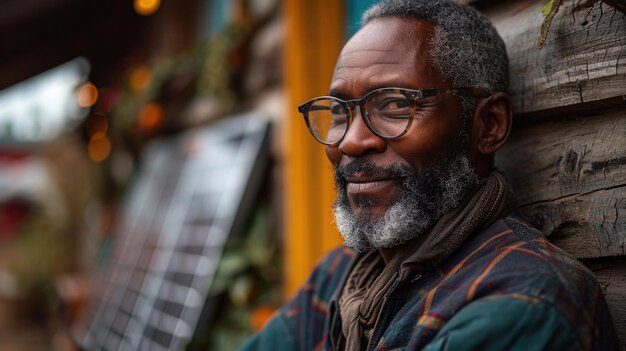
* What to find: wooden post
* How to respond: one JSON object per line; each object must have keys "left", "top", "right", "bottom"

{"left": 282, "top": 1, "right": 344, "bottom": 297}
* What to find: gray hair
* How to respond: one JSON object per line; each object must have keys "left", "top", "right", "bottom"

{"left": 362, "top": 0, "right": 509, "bottom": 93}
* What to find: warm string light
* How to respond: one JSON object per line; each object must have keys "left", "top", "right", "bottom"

{"left": 138, "top": 103, "right": 164, "bottom": 131}
{"left": 78, "top": 81, "right": 110, "bottom": 162}
{"left": 77, "top": 82, "right": 98, "bottom": 107}
{"left": 88, "top": 131, "right": 111, "bottom": 162}
{"left": 85, "top": 111, "right": 111, "bottom": 162}
{"left": 134, "top": 0, "right": 160, "bottom": 16}
{"left": 129, "top": 66, "right": 152, "bottom": 92}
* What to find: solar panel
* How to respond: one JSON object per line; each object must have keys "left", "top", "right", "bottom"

{"left": 79, "top": 113, "right": 271, "bottom": 351}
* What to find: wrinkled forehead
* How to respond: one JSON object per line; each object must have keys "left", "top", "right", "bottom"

{"left": 354, "top": 17, "right": 434, "bottom": 45}
{"left": 331, "top": 18, "right": 446, "bottom": 95}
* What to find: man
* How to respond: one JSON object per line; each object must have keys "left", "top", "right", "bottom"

{"left": 241, "top": 0, "right": 619, "bottom": 350}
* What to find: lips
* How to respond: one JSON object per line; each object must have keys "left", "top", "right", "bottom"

{"left": 345, "top": 175, "right": 394, "bottom": 194}
{"left": 347, "top": 180, "right": 393, "bottom": 192}
{"left": 334, "top": 161, "right": 403, "bottom": 200}
{"left": 335, "top": 164, "right": 402, "bottom": 213}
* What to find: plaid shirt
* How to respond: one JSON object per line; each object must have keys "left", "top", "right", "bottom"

{"left": 240, "top": 214, "right": 619, "bottom": 350}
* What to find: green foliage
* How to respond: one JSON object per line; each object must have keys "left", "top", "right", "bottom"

{"left": 541, "top": 0, "right": 555, "bottom": 16}
{"left": 113, "top": 57, "right": 200, "bottom": 130}
{"left": 8, "top": 207, "right": 72, "bottom": 296}
{"left": 200, "top": 304, "right": 256, "bottom": 351}
{"left": 110, "top": 23, "right": 246, "bottom": 133}
{"left": 208, "top": 205, "right": 279, "bottom": 303}
{"left": 196, "top": 24, "right": 248, "bottom": 111}
{"left": 539, "top": 0, "right": 564, "bottom": 46}
{"left": 187, "top": 205, "right": 282, "bottom": 351}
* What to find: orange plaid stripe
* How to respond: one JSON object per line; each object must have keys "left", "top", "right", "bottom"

{"left": 417, "top": 314, "right": 446, "bottom": 330}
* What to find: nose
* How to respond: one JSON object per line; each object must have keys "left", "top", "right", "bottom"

{"left": 338, "top": 106, "right": 387, "bottom": 157}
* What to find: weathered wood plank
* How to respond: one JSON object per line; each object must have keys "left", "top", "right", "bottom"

{"left": 483, "top": 0, "right": 626, "bottom": 117}
{"left": 496, "top": 107, "right": 626, "bottom": 258}
{"left": 481, "top": 0, "right": 626, "bottom": 345}
{"left": 497, "top": 107, "right": 626, "bottom": 204}
{"left": 519, "top": 187, "right": 626, "bottom": 258}
{"left": 585, "top": 257, "right": 626, "bottom": 348}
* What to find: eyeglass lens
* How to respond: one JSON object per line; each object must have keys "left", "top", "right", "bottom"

{"left": 306, "top": 90, "right": 413, "bottom": 144}
{"left": 307, "top": 99, "right": 348, "bottom": 145}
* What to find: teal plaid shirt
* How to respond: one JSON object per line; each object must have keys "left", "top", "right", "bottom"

{"left": 240, "top": 214, "right": 619, "bottom": 350}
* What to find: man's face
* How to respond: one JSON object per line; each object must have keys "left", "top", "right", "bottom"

{"left": 326, "top": 18, "right": 479, "bottom": 251}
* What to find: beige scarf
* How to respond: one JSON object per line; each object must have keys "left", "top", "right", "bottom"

{"left": 338, "top": 172, "right": 515, "bottom": 350}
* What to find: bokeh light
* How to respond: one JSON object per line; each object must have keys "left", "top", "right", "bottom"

{"left": 134, "top": 0, "right": 161, "bottom": 16}
{"left": 88, "top": 132, "right": 111, "bottom": 162}
{"left": 138, "top": 103, "right": 164, "bottom": 131}
{"left": 129, "top": 66, "right": 152, "bottom": 92}
{"left": 77, "top": 82, "right": 98, "bottom": 107}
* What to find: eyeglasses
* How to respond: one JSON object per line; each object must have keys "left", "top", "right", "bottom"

{"left": 297, "top": 87, "right": 491, "bottom": 146}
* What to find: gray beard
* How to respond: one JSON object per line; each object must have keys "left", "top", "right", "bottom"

{"left": 332, "top": 151, "right": 479, "bottom": 253}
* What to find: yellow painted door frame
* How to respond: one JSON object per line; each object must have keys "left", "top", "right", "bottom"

{"left": 283, "top": 1, "right": 345, "bottom": 297}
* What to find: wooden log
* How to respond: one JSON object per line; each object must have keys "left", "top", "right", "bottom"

{"left": 585, "top": 257, "right": 626, "bottom": 347}
{"left": 496, "top": 106, "right": 626, "bottom": 258}
{"left": 483, "top": 0, "right": 626, "bottom": 118}
{"left": 482, "top": 0, "right": 626, "bottom": 345}
{"left": 497, "top": 106, "right": 626, "bottom": 204}
{"left": 519, "top": 187, "right": 626, "bottom": 258}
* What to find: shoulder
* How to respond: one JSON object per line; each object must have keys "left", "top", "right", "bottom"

{"left": 305, "top": 246, "right": 357, "bottom": 300}
{"left": 239, "top": 247, "right": 357, "bottom": 351}
{"left": 457, "top": 214, "right": 597, "bottom": 306}
{"left": 274, "top": 247, "right": 357, "bottom": 320}
{"left": 454, "top": 214, "right": 599, "bottom": 297}
{"left": 422, "top": 294, "right": 580, "bottom": 351}
{"left": 314, "top": 246, "right": 357, "bottom": 275}
{"left": 441, "top": 214, "right": 618, "bottom": 350}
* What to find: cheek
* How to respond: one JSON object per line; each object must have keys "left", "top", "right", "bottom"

{"left": 390, "top": 137, "right": 440, "bottom": 172}
{"left": 393, "top": 115, "right": 463, "bottom": 169}
{"left": 325, "top": 146, "right": 341, "bottom": 166}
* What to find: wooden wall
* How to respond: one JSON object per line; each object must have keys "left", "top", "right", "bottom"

{"left": 484, "top": 0, "right": 626, "bottom": 346}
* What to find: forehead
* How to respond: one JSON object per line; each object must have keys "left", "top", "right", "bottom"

{"left": 330, "top": 18, "right": 447, "bottom": 97}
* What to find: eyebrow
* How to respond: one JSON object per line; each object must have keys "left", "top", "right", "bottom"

{"left": 328, "top": 84, "right": 419, "bottom": 100}
{"left": 327, "top": 89, "right": 350, "bottom": 100}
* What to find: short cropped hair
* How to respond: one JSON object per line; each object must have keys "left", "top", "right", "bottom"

{"left": 362, "top": 0, "right": 509, "bottom": 93}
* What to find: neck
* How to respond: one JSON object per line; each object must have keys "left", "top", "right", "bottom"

{"left": 378, "top": 237, "right": 419, "bottom": 265}
{"left": 378, "top": 247, "right": 398, "bottom": 265}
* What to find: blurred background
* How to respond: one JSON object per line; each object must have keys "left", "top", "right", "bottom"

{"left": 0, "top": 0, "right": 382, "bottom": 350}
{"left": 3, "top": 0, "right": 625, "bottom": 350}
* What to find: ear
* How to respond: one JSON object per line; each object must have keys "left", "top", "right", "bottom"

{"left": 471, "top": 92, "right": 512, "bottom": 155}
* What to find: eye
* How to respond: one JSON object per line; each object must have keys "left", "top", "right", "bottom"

{"left": 330, "top": 104, "right": 345, "bottom": 115}
{"left": 329, "top": 103, "right": 348, "bottom": 125}
{"left": 381, "top": 98, "right": 412, "bottom": 110}
{"left": 375, "top": 98, "right": 413, "bottom": 118}
{"left": 331, "top": 114, "right": 347, "bottom": 125}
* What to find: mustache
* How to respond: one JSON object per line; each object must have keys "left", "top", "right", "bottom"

{"left": 333, "top": 159, "right": 413, "bottom": 188}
